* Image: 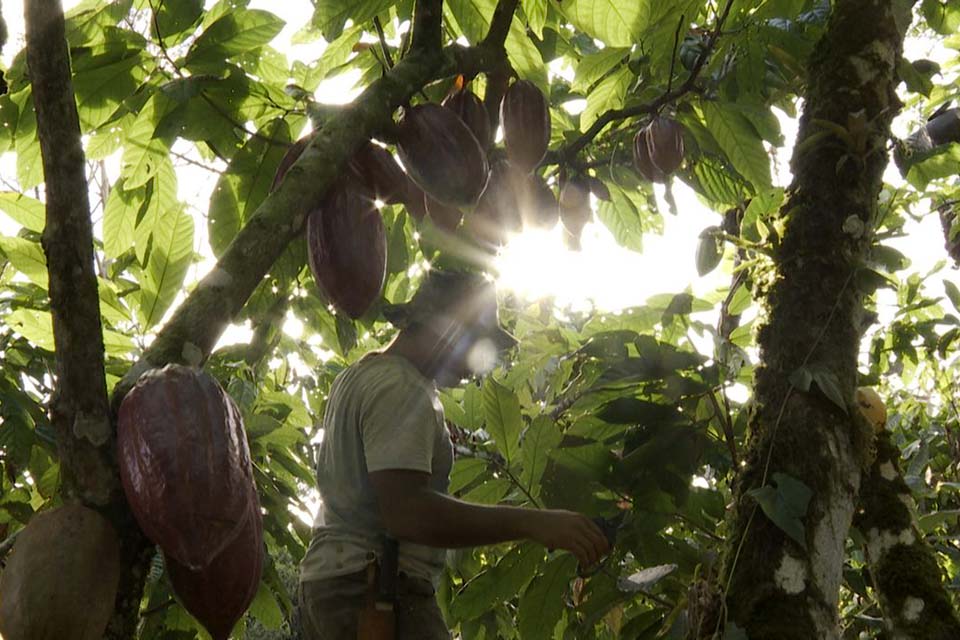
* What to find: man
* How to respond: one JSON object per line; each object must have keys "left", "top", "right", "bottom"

{"left": 299, "top": 270, "right": 610, "bottom": 639}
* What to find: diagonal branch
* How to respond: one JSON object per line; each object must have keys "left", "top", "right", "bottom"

{"left": 546, "top": 0, "right": 736, "bottom": 167}
{"left": 411, "top": 0, "right": 443, "bottom": 52}
{"left": 482, "top": 0, "right": 520, "bottom": 49}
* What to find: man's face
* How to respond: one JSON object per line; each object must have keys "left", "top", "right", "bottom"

{"left": 426, "top": 308, "right": 503, "bottom": 388}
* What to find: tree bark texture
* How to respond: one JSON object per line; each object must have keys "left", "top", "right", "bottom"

{"left": 854, "top": 431, "right": 960, "bottom": 639}
{"left": 719, "top": 1, "right": 915, "bottom": 638}
{"left": 25, "top": 2, "right": 154, "bottom": 637}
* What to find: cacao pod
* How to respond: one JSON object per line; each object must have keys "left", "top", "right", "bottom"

{"left": 397, "top": 103, "right": 489, "bottom": 208}
{"left": 442, "top": 88, "right": 492, "bottom": 151}
{"left": 0, "top": 504, "right": 121, "bottom": 640}
{"left": 633, "top": 117, "right": 685, "bottom": 182}
{"left": 271, "top": 136, "right": 312, "bottom": 192}
{"left": 559, "top": 177, "right": 592, "bottom": 249}
{"left": 307, "top": 179, "right": 387, "bottom": 318}
{"left": 425, "top": 193, "right": 463, "bottom": 231}
{"left": 856, "top": 387, "right": 887, "bottom": 431}
{"left": 167, "top": 502, "right": 264, "bottom": 640}
{"left": 118, "top": 364, "right": 256, "bottom": 571}
{"left": 402, "top": 182, "right": 428, "bottom": 221}
{"left": 348, "top": 141, "right": 409, "bottom": 205}
{"left": 519, "top": 176, "right": 558, "bottom": 229}
{"left": 467, "top": 160, "right": 522, "bottom": 247}
{"left": 501, "top": 80, "right": 551, "bottom": 173}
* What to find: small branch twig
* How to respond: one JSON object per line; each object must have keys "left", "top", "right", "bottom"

{"left": 410, "top": 0, "right": 443, "bottom": 52}
{"left": 373, "top": 17, "right": 395, "bottom": 69}
{"left": 0, "top": 529, "right": 21, "bottom": 562}
{"left": 481, "top": 0, "right": 520, "bottom": 49}
{"left": 665, "top": 15, "right": 685, "bottom": 97}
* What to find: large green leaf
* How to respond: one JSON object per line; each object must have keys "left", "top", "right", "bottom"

{"left": 311, "top": 0, "right": 395, "bottom": 41}
{"left": 138, "top": 206, "right": 194, "bottom": 329}
{"left": 120, "top": 94, "right": 172, "bottom": 190}
{"left": 184, "top": 9, "right": 286, "bottom": 68}
{"left": 0, "top": 236, "right": 47, "bottom": 286}
{"left": 6, "top": 308, "right": 132, "bottom": 353}
{"left": 102, "top": 179, "right": 142, "bottom": 259}
{"left": 517, "top": 555, "right": 577, "bottom": 640}
{"left": 561, "top": 0, "right": 650, "bottom": 47}
{"left": 521, "top": 416, "right": 563, "bottom": 498}
{"left": 483, "top": 378, "right": 523, "bottom": 466}
{"left": 747, "top": 472, "right": 813, "bottom": 549}
{"left": 572, "top": 47, "right": 629, "bottom": 93}
{"left": 451, "top": 542, "right": 544, "bottom": 621}
{"left": 580, "top": 66, "right": 631, "bottom": 133}
{"left": 701, "top": 101, "right": 772, "bottom": 190}
{"left": 905, "top": 143, "right": 960, "bottom": 190}
{"left": 0, "top": 192, "right": 45, "bottom": 232}
{"left": 447, "top": 0, "right": 497, "bottom": 43}
{"left": 73, "top": 50, "right": 148, "bottom": 129}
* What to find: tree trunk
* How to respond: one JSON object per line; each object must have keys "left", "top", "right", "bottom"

{"left": 718, "top": 1, "right": 915, "bottom": 638}
{"left": 854, "top": 431, "right": 960, "bottom": 639}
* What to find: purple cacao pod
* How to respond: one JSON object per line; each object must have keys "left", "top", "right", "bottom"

{"left": 500, "top": 80, "right": 551, "bottom": 173}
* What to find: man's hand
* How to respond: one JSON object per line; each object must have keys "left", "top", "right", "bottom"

{"left": 523, "top": 509, "right": 611, "bottom": 570}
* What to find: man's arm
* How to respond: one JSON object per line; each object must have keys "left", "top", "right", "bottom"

{"left": 369, "top": 469, "right": 610, "bottom": 569}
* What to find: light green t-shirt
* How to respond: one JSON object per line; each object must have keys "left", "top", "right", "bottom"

{"left": 300, "top": 353, "right": 453, "bottom": 584}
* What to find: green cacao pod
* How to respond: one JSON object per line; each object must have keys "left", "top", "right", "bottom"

{"left": 519, "top": 175, "right": 558, "bottom": 229}
{"left": 307, "top": 179, "right": 387, "bottom": 318}
{"left": 559, "top": 177, "right": 592, "bottom": 249}
{"left": 501, "top": 80, "right": 551, "bottom": 173}
{"left": 442, "top": 88, "right": 492, "bottom": 150}
{"left": 118, "top": 364, "right": 256, "bottom": 571}
{"left": 633, "top": 117, "right": 685, "bottom": 182}
{"left": 166, "top": 502, "right": 264, "bottom": 640}
{"left": 0, "top": 504, "right": 121, "bottom": 640}
{"left": 397, "top": 103, "right": 489, "bottom": 207}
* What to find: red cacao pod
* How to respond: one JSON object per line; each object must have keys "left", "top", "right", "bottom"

{"left": 467, "top": 160, "right": 522, "bottom": 246}
{"left": 348, "top": 141, "right": 409, "bottom": 205}
{"left": 633, "top": 117, "right": 685, "bottom": 182}
{"left": 560, "top": 177, "right": 592, "bottom": 249}
{"left": 307, "top": 180, "right": 387, "bottom": 318}
{"left": 271, "top": 136, "right": 312, "bottom": 192}
{"left": 519, "top": 176, "right": 559, "bottom": 229}
{"left": 442, "top": 88, "right": 492, "bottom": 150}
{"left": 501, "top": 80, "right": 551, "bottom": 173}
{"left": 425, "top": 193, "right": 463, "bottom": 231}
{"left": 118, "top": 364, "right": 255, "bottom": 571}
{"left": 397, "top": 103, "right": 489, "bottom": 208}
{"left": 402, "top": 182, "right": 428, "bottom": 221}
{"left": 0, "top": 504, "right": 121, "bottom": 640}
{"left": 166, "top": 502, "right": 264, "bottom": 640}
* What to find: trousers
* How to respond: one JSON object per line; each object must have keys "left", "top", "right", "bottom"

{"left": 298, "top": 569, "right": 451, "bottom": 640}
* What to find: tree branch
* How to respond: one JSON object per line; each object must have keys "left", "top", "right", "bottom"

{"left": 481, "top": 0, "right": 520, "bottom": 49}
{"left": 410, "top": 0, "right": 443, "bottom": 52}
{"left": 547, "top": 0, "right": 735, "bottom": 167}
{"left": 25, "top": 0, "right": 113, "bottom": 499}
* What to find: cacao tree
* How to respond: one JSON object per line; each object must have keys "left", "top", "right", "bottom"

{"left": 1, "top": 0, "right": 960, "bottom": 638}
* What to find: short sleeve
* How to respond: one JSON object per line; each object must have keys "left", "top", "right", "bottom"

{"left": 361, "top": 376, "right": 438, "bottom": 474}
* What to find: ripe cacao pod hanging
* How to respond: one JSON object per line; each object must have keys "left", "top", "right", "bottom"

{"left": 118, "top": 364, "right": 256, "bottom": 571}
{"left": 519, "top": 176, "right": 559, "bottom": 229}
{"left": 397, "top": 103, "right": 489, "bottom": 208}
{"left": 348, "top": 141, "right": 409, "bottom": 205}
{"left": 167, "top": 502, "right": 264, "bottom": 640}
{"left": 0, "top": 504, "right": 121, "bottom": 640}
{"left": 307, "top": 179, "right": 387, "bottom": 318}
{"left": 467, "top": 160, "right": 522, "bottom": 246}
{"left": 425, "top": 193, "right": 463, "bottom": 231}
{"left": 271, "top": 136, "right": 312, "bottom": 192}
{"left": 501, "top": 80, "right": 551, "bottom": 173}
{"left": 633, "top": 117, "right": 685, "bottom": 182}
{"left": 560, "top": 177, "right": 592, "bottom": 249}
{"left": 442, "top": 88, "right": 492, "bottom": 151}
{"left": 856, "top": 387, "right": 887, "bottom": 431}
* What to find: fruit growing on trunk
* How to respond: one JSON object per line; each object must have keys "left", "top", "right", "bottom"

{"left": 118, "top": 364, "right": 256, "bottom": 571}
{"left": 467, "top": 159, "right": 522, "bottom": 246}
{"left": 166, "top": 502, "right": 264, "bottom": 640}
{"left": 501, "top": 80, "right": 551, "bottom": 173}
{"left": 519, "top": 175, "right": 558, "bottom": 229}
{"left": 0, "top": 504, "right": 121, "bottom": 640}
{"left": 348, "top": 141, "right": 409, "bottom": 205}
{"left": 856, "top": 387, "right": 887, "bottom": 431}
{"left": 397, "top": 103, "right": 489, "bottom": 207}
{"left": 307, "top": 179, "right": 387, "bottom": 318}
{"left": 560, "top": 177, "right": 592, "bottom": 249}
{"left": 633, "top": 117, "right": 685, "bottom": 182}
{"left": 425, "top": 193, "right": 463, "bottom": 231}
{"left": 443, "top": 88, "right": 492, "bottom": 151}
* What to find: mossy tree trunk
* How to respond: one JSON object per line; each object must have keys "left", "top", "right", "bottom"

{"left": 718, "top": 1, "right": 916, "bottom": 638}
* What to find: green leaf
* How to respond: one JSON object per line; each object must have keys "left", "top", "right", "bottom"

{"left": 905, "top": 143, "right": 960, "bottom": 190}
{"left": 461, "top": 477, "right": 511, "bottom": 505}
{"left": 451, "top": 542, "right": 544, "bottom": 621}
{"left": 811, "top": 367, "right": 848, "bottom": 414}
{"left": 561, "top": 0, "right": 649, "bottom": 47}
{"left": 483, "top": 378, "right": 523, "bottom": 466}
{"left": 154, "top": 0, "right": 204, "bottom": 37}
{"left": 517, "top": 555, "right": 576, "bottom": 640}
{"left": 184, "top": 9, "right": 285, "bottom": 68}
{"left": 0, "top": 236, "right": 47, "bottom": 286}
{"left": 6, "top": 308, "right": 132, "bottom": 353}
{"left": 139, "top": 206, "right": 194, "bottom": 329}
{"left": 789, "top": 365, "right": 813, "bottom": 392}
{"left": 506, "top": 19, "right": 549, "bottom": 93}
{"left": 944, "top": 279, "right": 960, "bottom": 313}
{"left": 580, "top": 66, "right": 631, "bottom": 133}
{"left": 120, "top": 94, "right": 172, "bottom": 190}
{"left": 549, "top": 443, "right": 611, "bottom": 480}
{"left": 311, "top": 0, "right": 394, "bottom": 41}
{"left": 73, "top": 51, "right": 148, "bottom": 129}
{"left": 747, "top": 472, "right": 813, "bottom": 549}
{"left": 596, "top": 183, "right": 644, "bottom": 253}
{"left": 521, "top": 0, "right": 548, "bottom": 37}
{"left": 447, "top": 0, "right": 497, "bottom": 43}
{"left": 0, "top": 192, "right": 45, "bottom": 232}
{"left": 701, "top": 101, "right": 772, "bottom": 190}
{"left": 521, "top": 416, "right": 563, "bottom": 498}
{"left": 449, "top": 457, "right": 488, "bottom": 494}
{"left": 572, "top": 47, "right": 629, "bottom": 93}
{"left": 248, "top": 580, "right": 283, "bottom": 629}
{"left": 102, "top": 179, "right": 142, "bottom": 259}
